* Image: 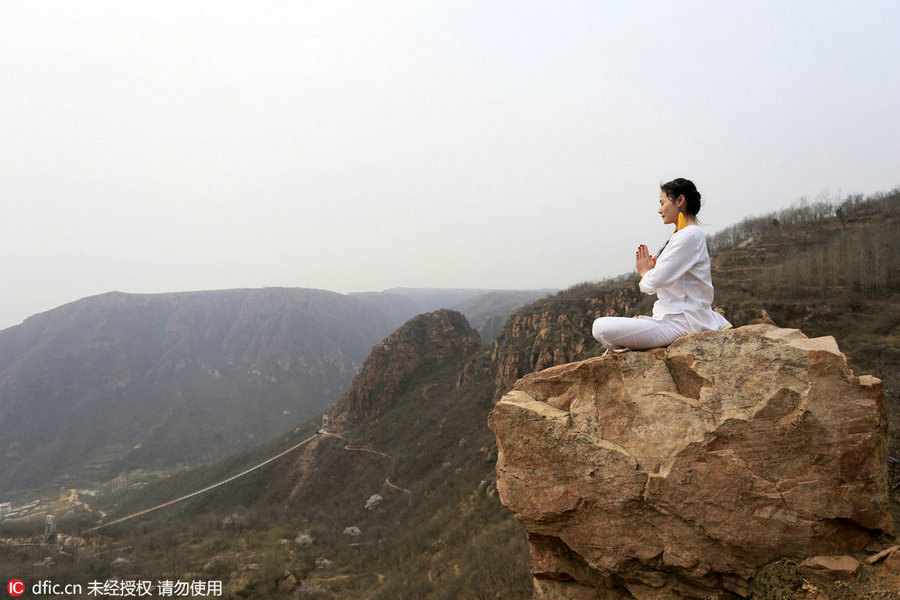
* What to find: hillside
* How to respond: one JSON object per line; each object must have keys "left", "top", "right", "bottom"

{"left": 0, "top": 288, "right": 395, "bottom": 493}
{"left": 1, "top": 311, "right": 532, "bottom": 598}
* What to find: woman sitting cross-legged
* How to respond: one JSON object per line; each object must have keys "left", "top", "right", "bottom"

{"left": 591, "top": 178, "right": 731, "bottom": 353}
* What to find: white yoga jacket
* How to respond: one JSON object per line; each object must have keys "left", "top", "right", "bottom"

{"left": 638, "top": 225, "right": 732, "bottom": 333}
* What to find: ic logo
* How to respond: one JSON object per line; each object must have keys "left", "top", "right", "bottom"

{"left": 7, "top": 580, "right": 25, "bottom": 597}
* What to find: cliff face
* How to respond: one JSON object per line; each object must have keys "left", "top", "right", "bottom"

{"left": 491, "top": 284, "right": 647, "bottom": 398}
{"left": 489, "top": 325, "right": 892, "bottom": 599}
{"left": 332, "top": 309, "right": 482, "bottom": 422}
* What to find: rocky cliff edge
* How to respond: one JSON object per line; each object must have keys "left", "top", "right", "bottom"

{"left": 488, "top": 324, "right": 892, "bottom": 599}
{"left": 332, "top": 309, "right": 482, "bottom": 422}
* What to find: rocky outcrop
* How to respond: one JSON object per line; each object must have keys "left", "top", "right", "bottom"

{"left": 333, "top": 309, "right": 482, "bottom": 422}
{"left": 491, "top": 284, "right": 646, "bottom": 398}
{"left": 488, "top": 325, "right": 892, "bottom": 599}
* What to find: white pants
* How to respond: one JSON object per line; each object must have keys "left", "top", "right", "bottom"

{"left": 591, "top": 315, "right": 692, "bottom": 351}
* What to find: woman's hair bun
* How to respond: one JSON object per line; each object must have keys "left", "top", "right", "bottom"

{"left": 661, "top": 178, "right": 701, "bottom": 216}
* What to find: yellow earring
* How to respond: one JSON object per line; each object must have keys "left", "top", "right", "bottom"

{"left": 676, "top": 209, "right": 687, "bottom": 231}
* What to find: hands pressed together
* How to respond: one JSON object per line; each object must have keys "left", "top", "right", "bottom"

{"left": 635, "top": 244, "right": 656, "bottom": 277}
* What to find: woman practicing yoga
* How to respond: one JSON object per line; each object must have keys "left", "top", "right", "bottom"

{"left": 591, "top": 178, "right": 731, "bottom": 352}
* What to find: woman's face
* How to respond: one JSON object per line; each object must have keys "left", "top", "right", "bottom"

{"left": 658, "top": 191, "right": 683, "bottom": 225}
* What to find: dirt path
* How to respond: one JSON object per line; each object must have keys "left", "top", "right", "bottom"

{"left": 321, "top": 431, "right": 412, "bottom": 495}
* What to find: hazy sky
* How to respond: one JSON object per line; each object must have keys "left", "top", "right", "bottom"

{"left": 2, "top": 1, "right": 898, "bottom": 330}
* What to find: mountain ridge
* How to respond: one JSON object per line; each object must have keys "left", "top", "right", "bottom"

{"left": 0, "top": 287, "right": 395, "bottom": 492}
{"left": 331, "top": 309, "right": 482, "bottom": 423}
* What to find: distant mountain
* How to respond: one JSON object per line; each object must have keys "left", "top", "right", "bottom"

{"left": 451, "top": 289, "right": 557, "bottom": 341}
{"left": 0, "top": 288, "right": 396, "bottom": 492}
{"left": 349, "top": 287, "right": 554, "bottom": 341}
{"left": 0, "top": 286, "right": 550, "bottom": 496}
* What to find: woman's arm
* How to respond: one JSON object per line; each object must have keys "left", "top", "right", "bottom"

{"left": 639, "top": 229, "right": 704, "bottom": 294}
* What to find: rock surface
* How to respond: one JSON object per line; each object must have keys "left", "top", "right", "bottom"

{"left": 333, "top": 309, "right": 482, "bottom": 422}
{"left": 885, "top": 550, "right": 900, "bottom": 574}
{"left": 798, "top": 555, "right": 860, "bottom": 580}
{"left": 488, "top": 325, "right": 892, "bottom": 599}
{"left": 490, "top": 285, "right": 643, "bottom": 399}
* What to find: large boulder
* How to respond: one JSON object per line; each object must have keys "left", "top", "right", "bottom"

{"left": 488, "top": 325, "right": 892, "bottom": 599}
